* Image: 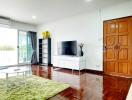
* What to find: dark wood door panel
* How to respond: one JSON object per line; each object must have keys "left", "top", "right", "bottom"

{"left": 118, "top": 48, "right": 128, "bottom": 60}
{"left": 105, "top": 48, "right": 117, "bottom": 60}
{"left": 118, "top": 35, "right": 128, "bottom": 46}
{"left": 117, "top": 18, "right": 131, "bottom": 35}
{"left": 105, "top": 62, "right": 118, "bottom": 73}
{"left": 118, "top": 20, "right": 129, "bottom": 33}
{"left": 103, "top": 20, "right": 118, "bottom": 75}
{"left": 118, "top": 62, "right": 128, "bottom": 74}
{"left": 106, "top": 36, "right": 117, "bottom": 46}
{"left": 107, "top": 22, "right": 117, "bottom": 34}
{"left": 104, "top": 20, "right": 117, "bottom": 35}
{"left": 128, "top": 63, "right": 132, "bottom": 75}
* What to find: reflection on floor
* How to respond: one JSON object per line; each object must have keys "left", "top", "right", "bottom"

{"left": 31, "top": 65, "right": 132, "bottom": 100}
{"left": 0, "top": 65, "right": 131, "bottom": 100}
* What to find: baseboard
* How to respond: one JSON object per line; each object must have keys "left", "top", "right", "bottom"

{"left": 85, "top": 69, "right": 104, "bottom": 75}
{"left": 38, "top": 63, "right": 53, "bottom": 66}
{"left": 52, "top": 66, "right": 103, "bottom": 75}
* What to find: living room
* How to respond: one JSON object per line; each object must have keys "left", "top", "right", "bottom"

{"left": 0, "top": 0, "right": 132, "bottom": 100}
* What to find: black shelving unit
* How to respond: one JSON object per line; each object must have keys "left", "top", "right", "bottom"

{"left": 39, "top": 38, "right": 51, "bottom": 66}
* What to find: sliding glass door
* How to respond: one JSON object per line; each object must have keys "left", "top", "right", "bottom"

{"left": 0, "top": 27, "right": 18, "bottom": 66}
{"left": 18, "top": 31, "right": 32, "bottom": 64}
{"left": 0, "top": 27, "right": 33, "bottom": 67}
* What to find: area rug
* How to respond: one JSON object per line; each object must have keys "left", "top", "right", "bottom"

{"left": 0, "top": 75, "right": 70, "bottom": 100}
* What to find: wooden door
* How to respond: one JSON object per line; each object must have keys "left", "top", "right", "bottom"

{"left": 104, "top": 20, "right": 118, "bottom": 74}
{"left": 103, "top": 17, "right": 132, "bottom": 76}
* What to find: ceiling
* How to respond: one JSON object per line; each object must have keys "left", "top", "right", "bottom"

{"left": 0, "top": 0, "right": 130, "bottom": 25}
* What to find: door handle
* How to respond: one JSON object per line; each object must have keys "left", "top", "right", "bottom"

{"left": 103, "top": 45, "right": 106, "bottom": 52}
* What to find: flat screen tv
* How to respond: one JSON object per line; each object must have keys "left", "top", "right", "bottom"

{"left": 61, "top": 41, "right": 77, "bottom": 56}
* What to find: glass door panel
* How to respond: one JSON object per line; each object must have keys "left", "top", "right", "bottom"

{"left": 0, "top": 27, "right": 17, "bottom": 66}
{"left": 18, "top": 31, "right": 32, "bottom": 64}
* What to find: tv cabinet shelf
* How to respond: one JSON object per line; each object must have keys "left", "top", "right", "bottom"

{"left": 39, "top": 38, "right": 51, "bottom": 66}
{"left": 53, "top": 55, "right": 86, "bottom": 70}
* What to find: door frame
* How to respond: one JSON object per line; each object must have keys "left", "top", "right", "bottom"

{"left": 18, "top": 30, "right": 31, "bottom": 65}
{"left": 103, "top": 16, "right": 132, "bottom": 74}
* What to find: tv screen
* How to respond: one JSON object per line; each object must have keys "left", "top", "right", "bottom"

{"left": 61, "top": 41, "right": 77, "bottom": 56}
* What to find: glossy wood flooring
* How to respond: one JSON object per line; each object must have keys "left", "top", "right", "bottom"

{"left": 31, "top": 65, "right": 132, "bottom": 100}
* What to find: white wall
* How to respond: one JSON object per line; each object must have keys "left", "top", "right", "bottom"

{"left": 37, "top": 1, "right": 132, "bottom": 71}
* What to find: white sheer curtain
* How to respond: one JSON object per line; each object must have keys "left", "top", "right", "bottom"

{"left": 0, "top": 27, "right": 17, "bottom": 67}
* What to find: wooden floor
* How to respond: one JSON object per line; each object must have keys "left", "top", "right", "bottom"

{"left": 31, "top": 65, "right": 132, "bottom": 100}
